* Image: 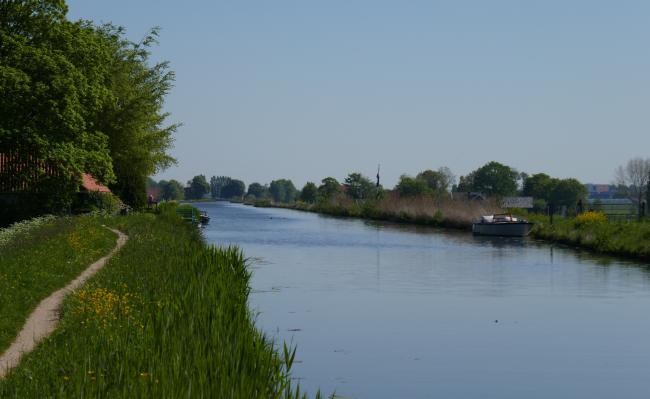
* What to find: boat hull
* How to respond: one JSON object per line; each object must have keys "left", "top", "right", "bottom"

{"left": 472, "top": 222, "right": 533, "bottom": 237}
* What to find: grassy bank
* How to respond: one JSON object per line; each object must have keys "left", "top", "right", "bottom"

{"left": 0, "top": 216, "right": 117, "bottom": 353}
{"left": 0, "top": 210, "right": 315, "bottom": 398}
{"left": 257, "top": 195, "right": 501, "bottom": 230}
{"left": 529, "top": 212, "right": 650, "bottom": 261}
{"left": 257, "top": 198, "right": 650, "bottom": 262}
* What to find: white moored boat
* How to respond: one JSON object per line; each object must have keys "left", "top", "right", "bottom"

{"left": 472, "top": 214, "right": 534, "bottom": 237}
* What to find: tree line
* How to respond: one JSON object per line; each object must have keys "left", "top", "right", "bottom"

{"left": 169, "top": 157, "right": 649, "bottom": 215}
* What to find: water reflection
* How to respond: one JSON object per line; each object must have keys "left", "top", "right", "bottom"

{"left": 200, "top": 202, "right": 650, "bottom": 399}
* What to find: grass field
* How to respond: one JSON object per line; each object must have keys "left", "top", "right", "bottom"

{"left": 0, "top": 209, "right": 315, "bottom": 398}
{"left": 0, "top": 216, "right": 116, "bottom": 354}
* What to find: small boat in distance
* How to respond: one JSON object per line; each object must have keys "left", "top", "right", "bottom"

{"left": 199, "top": 211, "right": 210, "bottom": 225}
{"left": 472, "top": 213, "right": 533, "bottom": 237}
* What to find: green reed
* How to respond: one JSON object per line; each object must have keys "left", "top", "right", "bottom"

{"left": 0, "top": 211, "right": 320, "bottom": 398}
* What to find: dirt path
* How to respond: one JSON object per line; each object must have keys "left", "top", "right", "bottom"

{"left": 0, "top": 227, "right": 128, "bottom": 378}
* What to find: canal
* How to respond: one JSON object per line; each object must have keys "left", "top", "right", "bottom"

{"left": 199, "top": 201, "right": 650, "bottom": 399}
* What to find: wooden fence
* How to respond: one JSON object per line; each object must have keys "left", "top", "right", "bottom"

{"left": 0, "top": 152, "right": 60, "bottom": 193}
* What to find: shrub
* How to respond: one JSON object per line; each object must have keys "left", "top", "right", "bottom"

{"left": 574, "top": 211, "right": 608, "bottom": 226}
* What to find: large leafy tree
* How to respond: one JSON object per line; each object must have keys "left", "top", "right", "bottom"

{"left": 416, "top": 167, "right": 454, "bottom": 194}
{"left": 317, "top": 177, "right": 341, "bottom": 201}
{"left": 0, "top": 1, "right": 115, "bottom": 214}
{"left": 210, "top": 175, "right": 231, "bottom": 199}
{"left": 187, "top": 175, "right": 209, "bottom": 199}
{"left": 344, "top": 172, "right": 381, "bottom": 200}
{"left": 159, "top": 179, "right": 184, "bottom": 200}
{"left": 93, "top": 25, "right": 177, "bottom": 208}
{"left": 457, "top": 161, "right": 518, "bottom": 197}
{"left": 395, "top": 175, "right": 430, "bottom": 197}
{"left": 221, "top": 179, "right": 246, "bottom": 199}
{"left": 300, "top": 182, "right": 318, "bottom": 203}
{"left": 269, "top": 179, "right": 298, "bottom": 203}
{"left": 246, "top": 182, "right": 268, "bottom": 199}
{"left": 550, "top": 178, "right": 587, "bottom": 211}
{"left": 0, "top": 1, "right": 177, "bottom": 217}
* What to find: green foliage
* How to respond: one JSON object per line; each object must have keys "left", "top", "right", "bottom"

{"left": 416, "top": 167, "right": 454, "bottom": 194}
{"left": 269, "top": 179, "right": 298, "bottom": 203}
{"left": 246, "top": 182, "right": 268, "bottom": 199}
{"left": 457, "top": 161, "right": 518, "bottom": 197}
{"left": 158, "top": 179, "right": 184, "bottom": 200}
{"left": 186, "top": 175, "right": 209, "bottom": 200}
{"left": 210, "top": 176, "right": 231, "bottom": 199}
{"left": 395, "top": 175, "right": 430, "bottom": 197}
{"left": 533, "top": 218, "right": 650, "bottom": 261}
{"left": 221, "top": 179, "right": 246, "bottom": 199}
{"left": 0, "top": 3, "right": 177, "bottom": 212}
{"left": 0, "top": 216, "right": 116, "bottom": 353}
{"left": 299, "top": 182, "right": 318, "bottom": 203}
{"left": 550, "top": 178, "right": 587, "bottom": 211}
{"left": 317, "top": 177, "right": 341, "bottom": 201}
{"left": 0, "top": 213, "right": 314, "bottom": 398}
{"left": 523, "top": 173, "right": 586, "bottom": 213}
{"left": 73, "top": 191, "right": 121, "bottom": 215}
{"left": 344, "top": 172, "right": 381, "bottom": 200}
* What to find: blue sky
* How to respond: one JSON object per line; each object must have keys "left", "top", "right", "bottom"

{"left": 68, "top": 1, "right": 650, "bottom": 188}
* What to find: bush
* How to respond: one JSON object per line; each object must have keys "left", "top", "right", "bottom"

{"left": 574, "top": 211, "right": 607, "bottom": 226}
{"left": 73, "top": 192, "right": 122, "bottom": 215}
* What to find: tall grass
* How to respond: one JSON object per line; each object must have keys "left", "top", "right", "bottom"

{"left": 531, "top": 216, "right": 650, "bottom": 261}
{"left": 0, "top": 216, "right": 116, "bottom": 353}
{"left": 267, "top": 193, "right": 501, "bottom": 230}
{"left": 0, "top": 212, "right": 319, "bottom": 398}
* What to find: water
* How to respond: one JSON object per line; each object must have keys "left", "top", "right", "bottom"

{"left": 199, "top": 201, "right": 650, "bottom": 398}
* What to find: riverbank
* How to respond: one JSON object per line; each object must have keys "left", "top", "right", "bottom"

{"left": 254, "top": 195, "right": 500, "bottom": 231}
{"left": 0, "top": 210, "right": 312, "bottom": 398}
{"left": 254, "top": 200, "right": 650, "bottom": 262}
{"left": 528, "top": 214, "right": 650, "bottom": 262}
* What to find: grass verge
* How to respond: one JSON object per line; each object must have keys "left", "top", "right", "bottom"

{"left": 0, "top": 216, "right": 117, "bottom": 353}
{"left": 0, "top": 211, "right": 316, "bottom": 398}
{"left": 530, "top": 215, "right": 650, "bottom": 261}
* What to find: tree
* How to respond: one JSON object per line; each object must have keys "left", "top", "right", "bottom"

{"left": 344, "top": 172, "right": 380, "bottom": 200}
{"left": 95, "top": 25, "right": 178, "bottom": 208}
{"left": 0, "top": 2, "right": 116, "bottom": 215}
{"left": 457, "top": 161, "right": 518, "bottom": 197}
{"left": 317, "top": 177, "right": 341, "bottom": 200}
{"left": 0, "top": 3, "right": 178, "bottom": 213}
{"left": 550, "top": 178, "right": 587, "bottom": 211}
{"left": 416, "top": 167, "right": 454, "bottom": 194}
{"left": 395, "top": 175, "right": 430, "bottom": 197}
{"left": 269, "top": 179, "right": 298, "bottom": 203}
{"left": 159, "top": 179, "right": 184, "bottom": 200}
{"left": 247, "top": 182, "right": 268, "bottom": 199}
{"left": 522, "top": 173, "right": 555, "bottom": 211}
{"left": 210, "top": 176, "right": 231, "bottom": 199}
{"left": 615, "top": 157, "right": 650, "bottom": 215}
{"left": 300, "top": 182, "right": 318, "bottom": 203}
{"left": 187, "top": 175, "right": 209, "bottom": 199}
{"left": 221, "top": 179, "right": 246, "bottom": 199}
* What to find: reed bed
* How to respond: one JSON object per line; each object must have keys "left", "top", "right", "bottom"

{"left": 269, "top": 194, "right": 502, "bottom": 230}
{"left": 0, "top": 216, "right": 116, "bottom": 353}
{"left": 0, "top": 212, "right": 317, "bottom": 398}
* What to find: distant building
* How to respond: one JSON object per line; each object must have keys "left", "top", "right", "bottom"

{"left": 585, "top": 184, "right": 620, "bottom": 200}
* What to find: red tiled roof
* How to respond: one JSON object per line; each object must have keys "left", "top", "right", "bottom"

{"left": 81, "top": 173, "right": 111, "bottom": 193}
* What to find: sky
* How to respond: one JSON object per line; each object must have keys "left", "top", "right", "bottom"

{"left": 67, "top": 0, "right": 650, "bottom": 188}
